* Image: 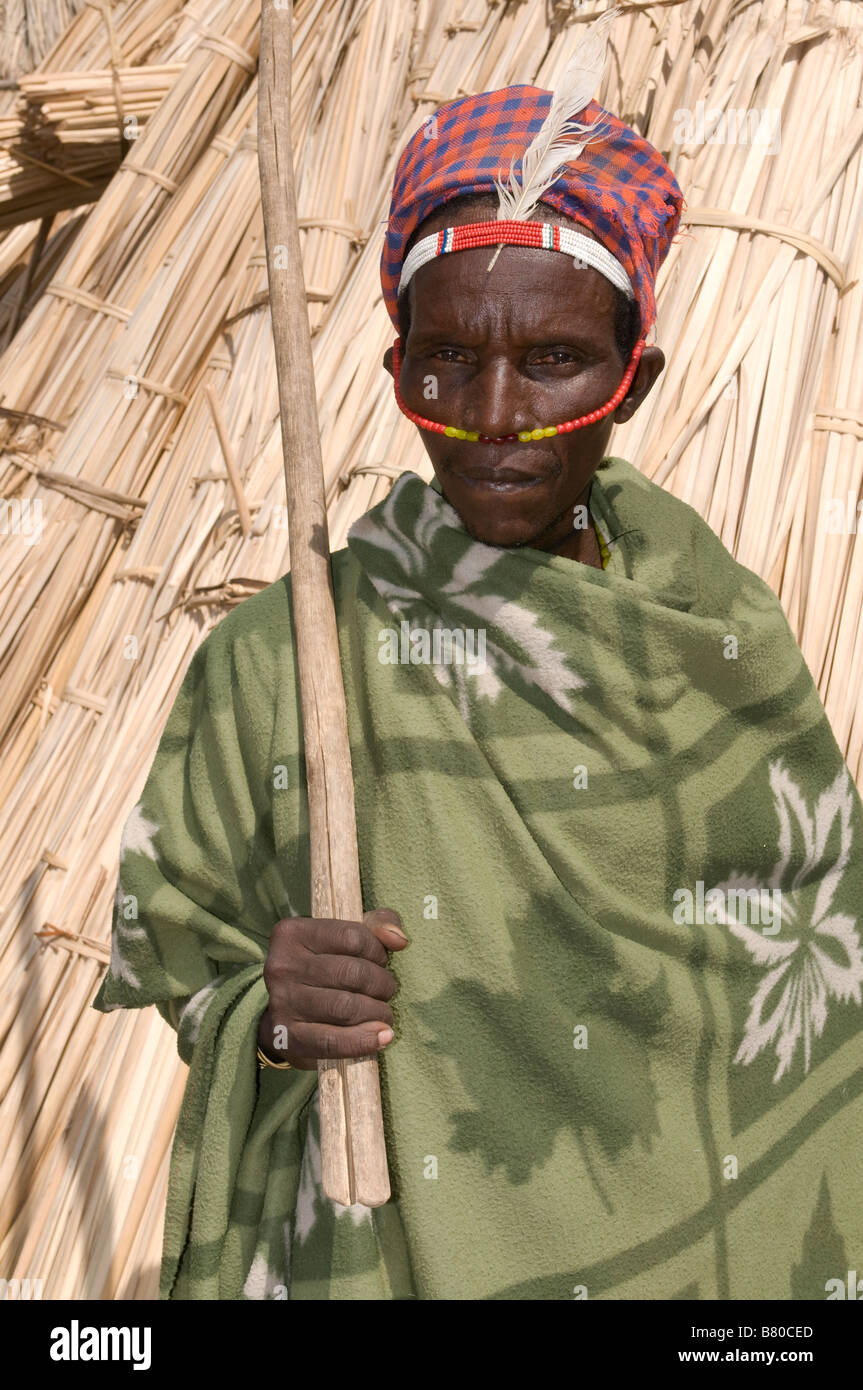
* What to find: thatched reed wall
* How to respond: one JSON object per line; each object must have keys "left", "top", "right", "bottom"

{"left": 0, "top": 1, "right": 89, "bottom": 80}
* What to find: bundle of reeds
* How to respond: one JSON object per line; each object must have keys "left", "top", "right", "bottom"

{"left": 0, "top": 0, "right": 860, "bottom": 1299}
{"left": 0, "top": 66, "right": 186, "bottom": 228}
{"left": 0, "top": 1, "right": 239, "bottom": 329}
{"left": 0, "top": 0, "right": 87, "bottom": 81}
{"left": 615, "top": 0, "right": 863, "bottom": 772}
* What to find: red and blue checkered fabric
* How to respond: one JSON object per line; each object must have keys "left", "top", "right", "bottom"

{"left": 381, "top": 85, "right": 686, "bottom": 338}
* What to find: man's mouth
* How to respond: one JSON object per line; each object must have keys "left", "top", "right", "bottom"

{"left": 454, "top": 475, "right": 545, "bottom": 493}
{"left": 449, "top": 461, "right": 555, "bottom": 493}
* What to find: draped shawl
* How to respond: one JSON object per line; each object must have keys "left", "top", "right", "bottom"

{"left": 93, "top": 457, "right": 863, "bottom": 1300}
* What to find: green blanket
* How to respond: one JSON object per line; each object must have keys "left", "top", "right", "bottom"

{"left": 93, "top": 456, "right": 863, "bottom": 1300}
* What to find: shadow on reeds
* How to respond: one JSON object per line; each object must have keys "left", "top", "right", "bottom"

{"left": 8, "top": 892, "right": 114, "bottom": 1301}
{"left": 63, "top": 1072, "right": 116, "bottom": 1300}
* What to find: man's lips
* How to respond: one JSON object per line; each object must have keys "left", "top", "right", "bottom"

{"left": 449, "top": 463, "right": 554, "bottom": 492}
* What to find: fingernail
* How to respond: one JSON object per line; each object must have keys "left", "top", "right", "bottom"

{"left": 377, "top": 1028, "right": 394, "bottom": 1046}
{"left": 385, "top": 925, "right": 407, "bottom": 941}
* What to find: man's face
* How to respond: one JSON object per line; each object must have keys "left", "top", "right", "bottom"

{"left": 383, "top": 199, "right": 664, "bottom": 556}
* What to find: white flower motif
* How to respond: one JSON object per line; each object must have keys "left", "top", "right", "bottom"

{"left": 120, "top": 802, "right": 160, "bottom": 861}
{"left": 177, "top": 978, "right": 220, "bottom": 1047}
{"left": 449, "top": 589, "right": 587, "bottom": 713}
{"left": 108, "top": 802, "right": 161, "bottom": 990}
{"left": 109, "top": 875, "right": 145, "bottom": 990}
{"left": 294, "top": 1091, "right": 372, "bottom": 1242}
{"left": 293, "top": 1097, "right": 320, "bottom": 1243}
{"left": 712, "top": 761, "right": 863, "bottom": 1083}
{"left": 349, "top": 474, "right": 586, "bottom": 717}
{"left": 242, "top": 1230, "right": 290, "bottom": 1300}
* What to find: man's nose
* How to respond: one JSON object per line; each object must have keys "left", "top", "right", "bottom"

{"left": 461, "top": 357, "right": 534, "bottom": 438}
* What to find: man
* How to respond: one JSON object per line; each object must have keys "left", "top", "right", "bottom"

{"left": 93, "top": 75, "right": 863, "bottom": 1301}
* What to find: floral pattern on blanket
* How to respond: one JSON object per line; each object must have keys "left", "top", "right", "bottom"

{"left": 348, "top": 474, "right": 586, "bottom": 723}
{"left": 708, "top": 763, "right": 863, "bottom": 1083}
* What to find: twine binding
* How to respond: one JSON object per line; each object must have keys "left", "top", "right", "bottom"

{"left": 104, "top": 368, "right": 189, "bottom": 405}
{"left": 121, "top": 161, "right": 178, "bottom": 192}
{"left": 813, "top": 407, "right": 863, "bottom": 441}
{"left": 684, "top": 207, "right": 849, "bottom": 292}
{"left": 198, "top": 32, "right": 257, "bottom": 73}
{"left": 45, "top": 283, "right": 131, "bottom": 320}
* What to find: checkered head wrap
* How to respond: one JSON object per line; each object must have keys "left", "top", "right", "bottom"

{"left": 381, "top": 85, "right": 686, "bottom": 339}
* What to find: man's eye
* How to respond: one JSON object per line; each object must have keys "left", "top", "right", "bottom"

{"left": 533, "top": 350, "right": 578, "bottom": 365}
{"left": 427, "top": 348, "right": 583, "bottom": 366}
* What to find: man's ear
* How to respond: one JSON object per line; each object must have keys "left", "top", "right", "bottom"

{"left": 383, "top": 344, "right": 394, "bottom": 377}
{"left": 614, "top": 345, "right": 664, "bottom": 424}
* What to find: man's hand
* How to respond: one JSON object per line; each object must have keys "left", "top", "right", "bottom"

{"left": 257, "top": 908, "right": 407, "bottom": 1070}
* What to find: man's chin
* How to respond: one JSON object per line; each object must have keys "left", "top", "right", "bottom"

{"left": 450, "top": 510, "right": 542, "bottom": 549}
{"left": 436, "top": 469, "right": 570, "bottom": 550}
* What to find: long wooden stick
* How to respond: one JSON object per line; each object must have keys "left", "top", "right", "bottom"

{"left": 257, "top": 0, "right": 390, "bottom": 1207}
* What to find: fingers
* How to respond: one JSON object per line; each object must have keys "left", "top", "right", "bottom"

{"left": 363, "top": 907, "right": 409, "bottom": 952}
{"left": 299, "top": 950, "right": 398, "bottom": 1002}
{"left": 271, "top": 911, "right": 407, "bottom": 964}
{"left": 286, "top": 916, "right": 391, "bottom": 967}
{"left": 289, "top": 981, "right": 394, "bottom": 1029}
{"left": 286, "top": 1018, "right": 394, "bottom": 1068}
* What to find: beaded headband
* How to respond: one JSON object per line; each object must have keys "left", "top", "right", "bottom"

{"left": 398, "top": 219, "right": 636, "bottom": 303}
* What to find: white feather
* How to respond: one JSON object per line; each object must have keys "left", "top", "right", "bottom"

{"left": 492, "top": 6, "right": 622, "bottom": 227}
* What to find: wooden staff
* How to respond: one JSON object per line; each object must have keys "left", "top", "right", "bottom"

{"left": 257, "top": 0, "right": 390, "bottom": 1206}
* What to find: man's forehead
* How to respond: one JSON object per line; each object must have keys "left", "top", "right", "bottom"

{"left": 406, "top": 236, "right": 616, "bottom": 335}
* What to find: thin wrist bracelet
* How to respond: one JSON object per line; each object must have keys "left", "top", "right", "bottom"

{"left": 256, "top": 1044, "right": 292, "bottom": 1071}
{"left": 391, "top": 335, "right": 644, "bottom": 443}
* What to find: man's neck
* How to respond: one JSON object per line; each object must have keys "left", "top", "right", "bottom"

{"left": 532, "top": 483, "right": 604, "bottom": 569}
{"left": 548, "top": 520, "right": 603, "bottom": 568}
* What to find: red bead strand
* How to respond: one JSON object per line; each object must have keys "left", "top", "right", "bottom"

{"left": 391, "top": 335, "right": 644, "bottom": 442}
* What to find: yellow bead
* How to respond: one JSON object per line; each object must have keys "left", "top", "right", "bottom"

{"left": 543, "top": 426, "right": 557, "bottom": 437}
{"left": 465, "top": 431, "right": 480, "bottom": 441}
{"left": 454, "top": 428, "right": 467, "bottom": 439}
{"left": 444, "top": 426, "right": 457, "bottom": 437}
{"left": 518, "top": 431, "right": 532, "bottom": 442}
{"left": 530, "top": 428, "right": 544, "bottom": 440}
